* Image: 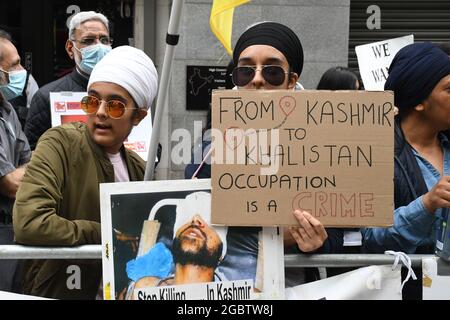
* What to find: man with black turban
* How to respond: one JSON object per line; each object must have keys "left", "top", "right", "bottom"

{"left": 232, "top": 21, "right": 304, "bottom": 86}
{"left": 186, "top": 22, "right": 344, "bottom": 287}
{"left": 362, "top": 42, "right": 450, "bottom": 299}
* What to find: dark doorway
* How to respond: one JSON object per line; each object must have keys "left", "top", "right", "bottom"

{"left": 0, "top": 0, "right": 135, "bottom": 86}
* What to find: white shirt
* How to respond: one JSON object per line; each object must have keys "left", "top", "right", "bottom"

{"left": 107, "top": 152, "right": 130, "bottom": 182}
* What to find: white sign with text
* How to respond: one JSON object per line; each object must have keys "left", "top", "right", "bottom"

{"left": 50, "top": 92, "right": 153, "bottom": 160}
{"left": 356, "top": 35, "right": 414, "bottom": 90}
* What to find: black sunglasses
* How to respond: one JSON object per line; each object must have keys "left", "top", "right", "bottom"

{"left": 232, "top": 65, "right": 290, "bottom": 87}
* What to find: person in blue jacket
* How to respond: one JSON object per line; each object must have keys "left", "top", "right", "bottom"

{"left": 362, "top": 42, "right": 450, "bottom": 299}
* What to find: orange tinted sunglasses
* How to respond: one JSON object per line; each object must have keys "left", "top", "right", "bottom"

{"left": 80, "top": 95, "right": 137, "bottom": 119}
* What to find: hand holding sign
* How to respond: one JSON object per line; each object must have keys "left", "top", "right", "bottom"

{"left": 288, "top": 210, "right": 328, "bottom": 252}
{"left": 422, "top": 176, "right": 450, "bottom": 214}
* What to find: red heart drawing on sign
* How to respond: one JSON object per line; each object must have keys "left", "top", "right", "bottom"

{"left": 224, "top": 127, "right": 244, "bottom": 150}
{"left": 279, "top": 96, "right": 296, "bottom": 117}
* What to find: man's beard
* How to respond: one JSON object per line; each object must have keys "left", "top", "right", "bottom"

{"left": 172, "top": 235, "right": 222, "bottom": 268}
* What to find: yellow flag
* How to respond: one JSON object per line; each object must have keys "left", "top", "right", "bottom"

{"left": 210, "top": 0, "right": 250, "bottom": 55}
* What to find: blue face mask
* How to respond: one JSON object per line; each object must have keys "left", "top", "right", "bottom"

{"left": 73, "top": 43, "right": 112, "bottom": 75}
{"left": 0, "top": 69, "right": 27, "bottom": 101}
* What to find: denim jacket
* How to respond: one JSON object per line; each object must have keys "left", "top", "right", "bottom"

{"left": 362, "top": 121, "right": 445, "bottom": 253}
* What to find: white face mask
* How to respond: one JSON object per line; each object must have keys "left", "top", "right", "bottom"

{"left": 72, "top": 43, "right": 112, "bottom": 75}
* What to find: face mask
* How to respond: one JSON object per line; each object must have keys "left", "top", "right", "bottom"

{"left": 0, "top": 69, "right": 27, "bottom": 101}
{"left": 73, "top": 43, "right": 112, "bottom": 75}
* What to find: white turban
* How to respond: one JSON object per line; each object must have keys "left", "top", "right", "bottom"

{"left": 88, "top": 45, "right": 158, "bottom": 110}
{"left": 173, "top": 192, "right": 228, "bottom": 260}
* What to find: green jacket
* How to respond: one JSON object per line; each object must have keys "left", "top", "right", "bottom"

{"left": 13, "top": 122, "right": 145, "bottom": 299}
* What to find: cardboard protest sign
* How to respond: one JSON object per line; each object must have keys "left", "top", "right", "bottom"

{"left": 100, "top": 179, "right": 284, "bottom": 300}
{"left": 211, "top": 90, "right": 394, "bottom": 227}
{"left": 49, "top": 92, "right": 153, "bottom": 160}
{"left": 355, "top": 35, "right": 413, "bottom": 90}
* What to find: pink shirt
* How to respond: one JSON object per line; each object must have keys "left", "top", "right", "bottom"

{"left": 107, "top": 152, "right": 130, "bottom": 182}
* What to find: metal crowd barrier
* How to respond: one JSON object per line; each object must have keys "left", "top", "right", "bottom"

{"left": 0, "top": 245, "right": 434, "bottom": 267}
{"left": 0, "top": 245, "right": 101, "bottom": 260}
{"left": 285, "top": 254, "right": 434, "bottom": 268}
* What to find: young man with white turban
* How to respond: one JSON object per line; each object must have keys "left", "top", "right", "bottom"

{"left": 13, "top": 46, "right": 158, "bottom": 299}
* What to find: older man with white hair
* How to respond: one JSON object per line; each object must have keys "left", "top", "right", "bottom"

{"left": 13, "top": 45, "right": 158, "bottom": 299}
{"left": 25, "top": 11, "right": 112, "bottom": 150}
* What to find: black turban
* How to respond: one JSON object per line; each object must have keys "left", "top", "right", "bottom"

{"left": 385, "top": 42, "right": 450, "bottom": 113}
{"left": 233, "top": 22, "right": 304, "bottom": 77}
